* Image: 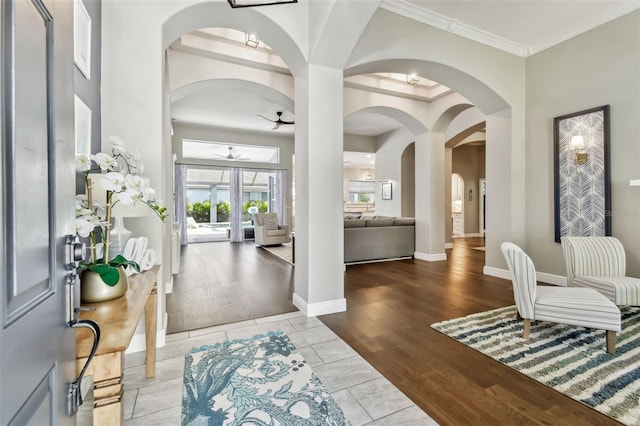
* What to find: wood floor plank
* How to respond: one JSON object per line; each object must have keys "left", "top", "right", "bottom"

{"left": 320, "top": 237, "right": 621, "bottom": 425}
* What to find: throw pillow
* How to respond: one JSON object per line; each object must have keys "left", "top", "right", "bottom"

{"left": 263, "top": 218, "right": 279, "bottom": 230}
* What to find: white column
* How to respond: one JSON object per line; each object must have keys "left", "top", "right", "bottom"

{"left": 292, "top": 64, "right": 346, "bottom": 316}
{"left": 414, "top": 132, "right": 447, "bottom": 261}
{"left": 484, "top": 109, "right": 519, "bottom": 271}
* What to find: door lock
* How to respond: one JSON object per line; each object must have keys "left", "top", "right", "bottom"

{"left": 65, "top": 234, "right": 85, "bottom": 270}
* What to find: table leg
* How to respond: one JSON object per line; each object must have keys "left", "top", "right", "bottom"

{"left": 145, "top": 286, "right": 157, "bottom": 379}
{"left": 78, "top": 351, "right": 125, "bottom": 426}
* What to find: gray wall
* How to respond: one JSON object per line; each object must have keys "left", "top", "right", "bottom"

{"left": 525, "top": 10, "right": 640, "bottom": 276}
{"left": 75, "top": 0, "right": 101, "bottom": 193}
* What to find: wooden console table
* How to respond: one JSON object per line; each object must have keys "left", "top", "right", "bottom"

{"left": 76, "top": 266, "right": 159, "bottom": 425}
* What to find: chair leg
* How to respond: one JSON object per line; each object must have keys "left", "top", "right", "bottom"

{"left": 515, "top": 311, "right": 522, "bottom": 320}
{"left": 606, "top": 330, "right": 617, "bottom": 355}
{"left": 522, "top": 319, "right": 530, "bottom": 340}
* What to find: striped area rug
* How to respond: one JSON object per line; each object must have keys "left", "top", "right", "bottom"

{"left": 431, "top": 305, "right": 640, "bottom": 425}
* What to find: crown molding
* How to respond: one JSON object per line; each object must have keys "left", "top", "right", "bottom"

{"left": 380, "top": 0, "right": 532, "bottom": 58}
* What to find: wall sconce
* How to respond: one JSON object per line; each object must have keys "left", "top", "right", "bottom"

{"left": 245, "top": 33, "right": 259, "bottom": 48}
{"left": 406, "top": 73, "right": 419, "bottom": 85}
{"left": 569, "top": 135, "right": 587, "bottom": 165}
{"left": 228, "top": 0, "right": 297, "bottom": 8}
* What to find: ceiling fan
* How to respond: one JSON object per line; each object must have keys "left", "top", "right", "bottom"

{"left": 215, "top": 146, "right": 251, "bottom": 161}
{"left": 258, "top": 111, "right": 295, "bottom": 130}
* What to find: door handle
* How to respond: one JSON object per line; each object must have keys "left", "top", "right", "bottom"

{"left": 67, "top": 319, "right": 100, "bottom": 416}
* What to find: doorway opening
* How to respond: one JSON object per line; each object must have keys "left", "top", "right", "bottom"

{"left": 185, "top": 166, "right": 275, "bottom": 243}
{"left": 451, "top": 173, "right": 464, "bottom": 237}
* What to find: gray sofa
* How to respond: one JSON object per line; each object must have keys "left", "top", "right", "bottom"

{"left": 344, "top": 215, "right": 415, "bottom": 263}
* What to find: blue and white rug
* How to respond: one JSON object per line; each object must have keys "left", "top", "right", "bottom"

{"left": 432, "top": 305, "right": 640, "bottom": 425}
{"left": 182, "top": 331, "right": 350, "bottom": 425}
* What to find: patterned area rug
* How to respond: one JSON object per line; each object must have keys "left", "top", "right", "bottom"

{"left": 261, "top": 243, "right": 293, "bottom": 265}
{"left": 432, "top": 305, "right": 640, "bottom": 425}
{"left": 182, "top": 331, "right": 348, "bottom": 425}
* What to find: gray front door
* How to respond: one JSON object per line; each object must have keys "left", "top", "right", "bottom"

{"left": 1, "top": 0, "right": 77, "bottom": 424}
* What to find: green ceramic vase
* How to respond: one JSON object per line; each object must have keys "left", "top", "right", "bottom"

{"left": 80, "top": 266, "right": 127, "bottom": 303}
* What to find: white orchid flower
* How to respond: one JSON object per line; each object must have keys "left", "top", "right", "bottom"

{"left": 76, "top": 219, "right": 94, "bottom": 238}
{"left": 117, "top": 189, "right": 144, "bottom": 205}
{"left": 125, "top": 174, "right": 146, "bottom": 191}
{"left": 99, "top": 172, "right": 126, "bottom": 193}
{"left": 91, "top": 152, "right": 119, "bottom": 171}
{"left": 76, "top": 155, "right": 92, "bottom": 172}
{"left": 142, "top": 187, "right": 156, "bottom": 202}
{"left": 76, "top": 216, "right": 98, "bottom": 238}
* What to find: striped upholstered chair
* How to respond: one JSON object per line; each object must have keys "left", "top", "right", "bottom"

{"left": 501, "top": 242, "right": 620, "bottom": 354}
{"left": 561, "top": 236, "right": 640, "bottom": 306}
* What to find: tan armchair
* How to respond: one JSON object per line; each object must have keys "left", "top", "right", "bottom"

{"left": 253, "top": 213, "right": 291, "bottom": 246}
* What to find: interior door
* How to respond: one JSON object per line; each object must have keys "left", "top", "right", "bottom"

{"left": 1, "top": 0, "right": 78, "bottom": 424}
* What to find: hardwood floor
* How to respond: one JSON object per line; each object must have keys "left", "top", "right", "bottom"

{"left": 166, "top": 241, "right": 296, "bottom": 333}
{"left": 169, "top": 237, "right": 620, "bottom": 424}
{"left": 321, "top": 238, "right": 620, "bottom": 426}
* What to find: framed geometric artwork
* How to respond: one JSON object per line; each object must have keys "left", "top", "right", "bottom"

{"left": 553, "top": 105, "right": 610, "bottom": 243}
{"left": 74, "top": 95, "right": 91, "bottom": 158}
{"left": 73, "top": 0, "right": 91, "bottom": 79}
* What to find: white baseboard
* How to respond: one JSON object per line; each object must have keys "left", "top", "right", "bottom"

{"left": 125, "top": 313, "right": 167, "bottom": 354}
{"left": 292, "top": 293, "right": 346, "bottom": 317}
{"left": 483, "top": 266, "right": 511, "bottom": 280}
{"left": 484, "top": 266, "right": 567, "bottom": 286}
{"left": 452, "top": 233, "right": 482, "bottom": 239}
{"left": 444, "top": 242, "right": 454, "bottom": 249}
{"left": 414, "top": 251, "right": 447, "bottom": 262}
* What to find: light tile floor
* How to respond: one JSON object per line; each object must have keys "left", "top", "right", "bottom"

{"left": 79, "top": 311, "right": 438, "bottom": 425}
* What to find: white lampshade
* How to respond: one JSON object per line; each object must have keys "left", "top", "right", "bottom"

{"left": 569, "top": 135, "right": 585, "bottom": 149}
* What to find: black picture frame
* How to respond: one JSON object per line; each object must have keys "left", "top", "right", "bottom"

{"left": 381, "top": 182, "right": 392, "bottom": 200}
{"left": 553, "top": 105, "right": 611, "bottom": 242}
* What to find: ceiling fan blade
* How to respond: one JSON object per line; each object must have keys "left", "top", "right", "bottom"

{"left": 258, "top": 114, "right": 275, "bottom": 123}
{"left": 272, "top": 123, "right": 280, "bottom": 130}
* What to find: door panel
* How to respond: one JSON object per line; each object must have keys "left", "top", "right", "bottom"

{"left": 1, "top": 0, "right": 77, "bottom": 424}
{"left": 6, "top": 0, "right": 54, "bottom": 325}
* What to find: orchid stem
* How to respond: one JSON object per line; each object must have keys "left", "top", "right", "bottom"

{"left": 104, "top": 190, "right": 113, "bottom": 262}
{"left": 87, "top": 176, "right": 96, "bottom": 264}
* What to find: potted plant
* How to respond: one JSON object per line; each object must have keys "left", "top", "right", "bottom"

{"left": 75, "top": 136, "right": 166, "bottom": 301}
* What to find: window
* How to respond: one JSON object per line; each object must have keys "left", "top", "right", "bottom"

{"left": 182, "top": 140, "right": 279, "bottom": 164}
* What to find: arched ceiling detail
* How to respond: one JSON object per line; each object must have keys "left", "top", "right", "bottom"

{"left": 345, "top": 106, "right": 428, "bottom": 136}
{"left": 445, "top": 122, "right": 486, "bottom": 149}
{"left": 162, "top": 1, "right": 306, "bottom": 76}
{"left": 346, "top": 59, "right": 508, "bottom": 115}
